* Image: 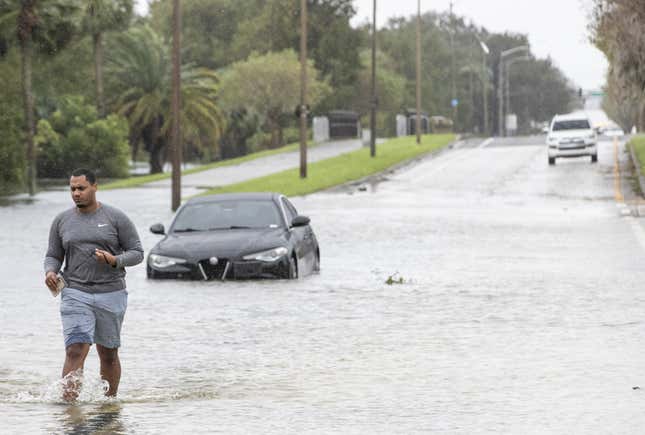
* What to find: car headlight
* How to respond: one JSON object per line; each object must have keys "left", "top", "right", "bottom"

{"left": 547, "top": 136, "right": 557, "bottom": 145}
{"left": 243, "top": 246, "right": 288, "bottom": 262}
{"left": 149, "top": 254, "right": 187, "bottom": 268}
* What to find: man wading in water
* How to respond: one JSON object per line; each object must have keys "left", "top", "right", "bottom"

{"left": 44, "top": 168, "right": 143, "bottom": 401}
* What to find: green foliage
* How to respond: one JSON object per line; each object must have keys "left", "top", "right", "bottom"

{"left": 0, "top": 49, "right": 24, "bottom": 192}
{"left": 149, "top": 0, "right": 243, "bottom": 70}
{"left": 82, "top": 0, "right": 133, "bottom": 35}
{"left": 375, "top": 12, "right": 576, "bottom": 134}
{"left": 630, "top": 135, "right": 645, "bottom": 176}
{"left": 35, "top": 95, "right": 130, "bottom": 178}
{"left": 219, "top": 49, "right": 330, "bottom": 148}
{"left": 105, "top": 25, "right": 225, "bottom": 173}
{"left": 149, "top": 0, "right": 361, "bottom": 110}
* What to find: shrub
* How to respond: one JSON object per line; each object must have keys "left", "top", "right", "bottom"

{"left": 36, "top": 96, "right": 130, "bottom": 178}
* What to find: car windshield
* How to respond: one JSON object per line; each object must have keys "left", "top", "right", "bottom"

{"left": 552, "top": 120, "right": 591, "bottom": 131}
{"left": 172, "top": 200, "right": 282, "bottom": 232}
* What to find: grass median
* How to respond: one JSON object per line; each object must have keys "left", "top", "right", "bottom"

{"left": 198, "top": 134, "right": 455, "bottom": 198}
{"left": 629, "top": 134, "right": 645, "bottom": 174}
{"left": 101, "top": 141, "right": 308, "bottom": 190}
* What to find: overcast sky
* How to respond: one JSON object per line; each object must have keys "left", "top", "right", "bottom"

{"left": 134, "top": 0, "right": 607, "bottom": 90}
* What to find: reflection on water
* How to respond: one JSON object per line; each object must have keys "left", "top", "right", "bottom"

{"left": 59, "top": 402, "right": 124, "bottom": 435}
{"left": 0, "top": 195, "right": 38, "bottom": 207}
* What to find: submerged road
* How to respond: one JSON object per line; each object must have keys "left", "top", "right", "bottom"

{"left": 3, "top": 135, "right": 645, "bottom": 433}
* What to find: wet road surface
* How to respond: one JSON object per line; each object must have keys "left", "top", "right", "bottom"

{"left": 3, "top": 137, "right": 645, "bottom": 433}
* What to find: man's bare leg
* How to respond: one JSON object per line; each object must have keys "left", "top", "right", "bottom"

{"left": 96, "top": 344, "right": 121, "bottom": 397}
{"left": 62, "top": 343, "right": 91, "bottom": 401}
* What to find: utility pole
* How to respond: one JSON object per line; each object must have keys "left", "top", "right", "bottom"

{"left": 299, "top": 0, "right": 308, "bottom": 178}
{"left": 171, "top": 0, "right": 182, "bottom": 211}
{"left": 449, "top": 1, "right": 457, "bottom": 132}
{"left": 497, "top": 57, "right": 504, "bottom": 137}
{"left": 479, "top": 39, "right": 489, "bottom": 136}
{"left": 415, "top": 0, "right": 422, "bottom": 144}
{"left": 370, "top": 0, "right": 377, "bottom": 157}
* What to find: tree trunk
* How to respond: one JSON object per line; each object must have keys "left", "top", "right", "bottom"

{"left": 93, "top": 32, "right": 105, "bottom": 117}
{"left": 149, "top": 140, "right": 164, "bottom": 174}
{"left": 20, "top": 24, "right": 36, "bottom": 196}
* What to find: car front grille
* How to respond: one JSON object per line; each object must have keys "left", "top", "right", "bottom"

{"left": 198, "top": 258, "right": 229, "bottom": 280}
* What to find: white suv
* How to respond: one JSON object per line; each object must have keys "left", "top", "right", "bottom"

{"left": 546, "top": 113, "right": 597, "bottom": 165}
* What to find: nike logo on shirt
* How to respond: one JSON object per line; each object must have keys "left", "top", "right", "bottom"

{"left": 98, "top": 224, "right": 109, "bottom": 227}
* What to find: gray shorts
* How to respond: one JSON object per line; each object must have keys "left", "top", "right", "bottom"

{"left": 60, "top": 287, "right": 128, "bottom": 349}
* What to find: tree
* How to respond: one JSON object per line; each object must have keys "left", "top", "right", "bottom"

{"left": 591, "top": 0, "right": 645, "bottom": 129}
{"left": 106, "top": 25, "right": 226, "bottom": 173}
{"left": 81, "top": 0, "right": 133, "bottom": 117}
{"left": 149, "top": 0, "right": 361, "bottom": 110}
{"left": 148, "top": 0, "right": 243, "bottom": 70}
{"left": 219, "top": 50, "right": 330, "bottom": 148}
{"left": 35, "top": 95, "right": 130, "bottom": 178}
{"left": 349, "top": 49, "right": 406, "bottom": 135}
{"left": 0, "top": 49, "right": 25, "bottom": 192}
{"left": 0, "top": 0, "right": 81, "bottom": 194}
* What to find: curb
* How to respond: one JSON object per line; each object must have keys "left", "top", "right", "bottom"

{"left": 324, "top": 138, "right": 460, "bottom": 194}
{"left": 627, "top": 140, "right": 645, "bottom": 198}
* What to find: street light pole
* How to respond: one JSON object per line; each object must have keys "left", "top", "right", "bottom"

{"left": 497, "top": 45, "right": 529, "bottom": 137}
{"left": 370, "top": 0, "right": 377, "bottom": 157}
{"left": 504, "top": 55, "right": 529, "bottom": 136}
{"left": 478, "top": 39, "right": 489, "bottom": 136}
{"left": 171, "top": 0, "right": 182, "bottom": 211}
{"left": 299, "top": 0, "right": 308, "bottom": 178}
{"left": 416, "top": 0, "right": 421, "bottom": 144}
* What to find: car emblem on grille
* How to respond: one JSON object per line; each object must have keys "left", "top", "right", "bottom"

{"left": 209, "top": 257, "right": 219, "bottom": 266}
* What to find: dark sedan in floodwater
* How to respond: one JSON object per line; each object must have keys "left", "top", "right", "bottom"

{"left": 147, "top": 192, "right": 320, "bottom": 280}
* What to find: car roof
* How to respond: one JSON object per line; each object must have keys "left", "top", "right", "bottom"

{"left": 186, "top": 192, "right": 282, "bottom": 205}
{"left": 552, "top": 112, "right": 591, "bottom": 122}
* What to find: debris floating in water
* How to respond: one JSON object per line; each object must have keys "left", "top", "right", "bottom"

{"left": 385, "top": 272, "right": 405, "bottom": 285}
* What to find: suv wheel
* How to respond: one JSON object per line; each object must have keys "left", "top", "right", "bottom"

{"left": 591, "top": 153, "right": 598, "bottom": 163}
{"left": 548, "top": 156, "right": 556, "bottom": 165}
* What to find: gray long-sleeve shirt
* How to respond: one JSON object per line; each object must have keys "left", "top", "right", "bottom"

{"left": 44, "top": 203, "right": 144, "bottom": 293}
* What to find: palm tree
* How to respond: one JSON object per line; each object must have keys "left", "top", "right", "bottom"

{"left": 1, "top": 0, "right": 80, "bottom": 195}
{"left": 82, "top": 0, "right": 132, "bottom": 117}
{"left": 106, "top": 25, "right": 225, "bottom": 174}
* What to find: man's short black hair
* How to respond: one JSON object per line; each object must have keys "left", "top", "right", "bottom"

{"left": 71, "top": 168, "right": 97, "bottom": 184}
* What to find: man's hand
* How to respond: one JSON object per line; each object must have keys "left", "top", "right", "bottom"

{"left": 45, "top": 271, "right": 58, "bottom": 293}
{"left": 95, "top": 249, "right": 117, "bottom": 267}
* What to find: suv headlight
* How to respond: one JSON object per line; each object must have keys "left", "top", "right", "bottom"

{"left": 149, "top": 254, "right": 187, "bottom": 268}
{"left": 243, "top": 247, "right": 288, "bottom": 262}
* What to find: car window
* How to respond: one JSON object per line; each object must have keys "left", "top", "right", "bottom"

{"left": 281, "top": 198, "right": 298, "bottom": 222}
{"left": 552, "top": 120, "right": 591, "bottom": 131}
{"left": 172, "top": 200, "right": 282, "bottom": 231}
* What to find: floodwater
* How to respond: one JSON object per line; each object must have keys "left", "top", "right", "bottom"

{"left": 3, "top": 138, "right": 645, "bottom": 433}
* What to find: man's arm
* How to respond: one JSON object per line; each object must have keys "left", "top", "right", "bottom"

{"left": 114, "top": 212, "right": 144, "bottom": 268}
{"left": 44, "top": 216, "right": 64, "bottom": 274}
{"left": 44, "top": 216, "right": 64, "bottom": 292}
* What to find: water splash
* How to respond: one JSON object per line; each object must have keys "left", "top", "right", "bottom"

{"left": 7, "top": 372, "right": 110, "bottom": 404}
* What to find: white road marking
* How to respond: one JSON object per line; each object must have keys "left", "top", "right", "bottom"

{"left": 479, "top": 138, "right": 494, "bottom": 148}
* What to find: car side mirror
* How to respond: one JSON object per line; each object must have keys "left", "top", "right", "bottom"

{"left": 150, "top": 223, "right": 165, "bottom": 235}
{"left": 291, "top": 215, "right": 310, "bottom": 227}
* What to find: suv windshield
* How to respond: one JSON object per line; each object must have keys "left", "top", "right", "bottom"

{"left": 172, "top": 200, "right": 282, "bottom": 232}
{"left": 552, "top": 120, "right": 591, "bottom": 131}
